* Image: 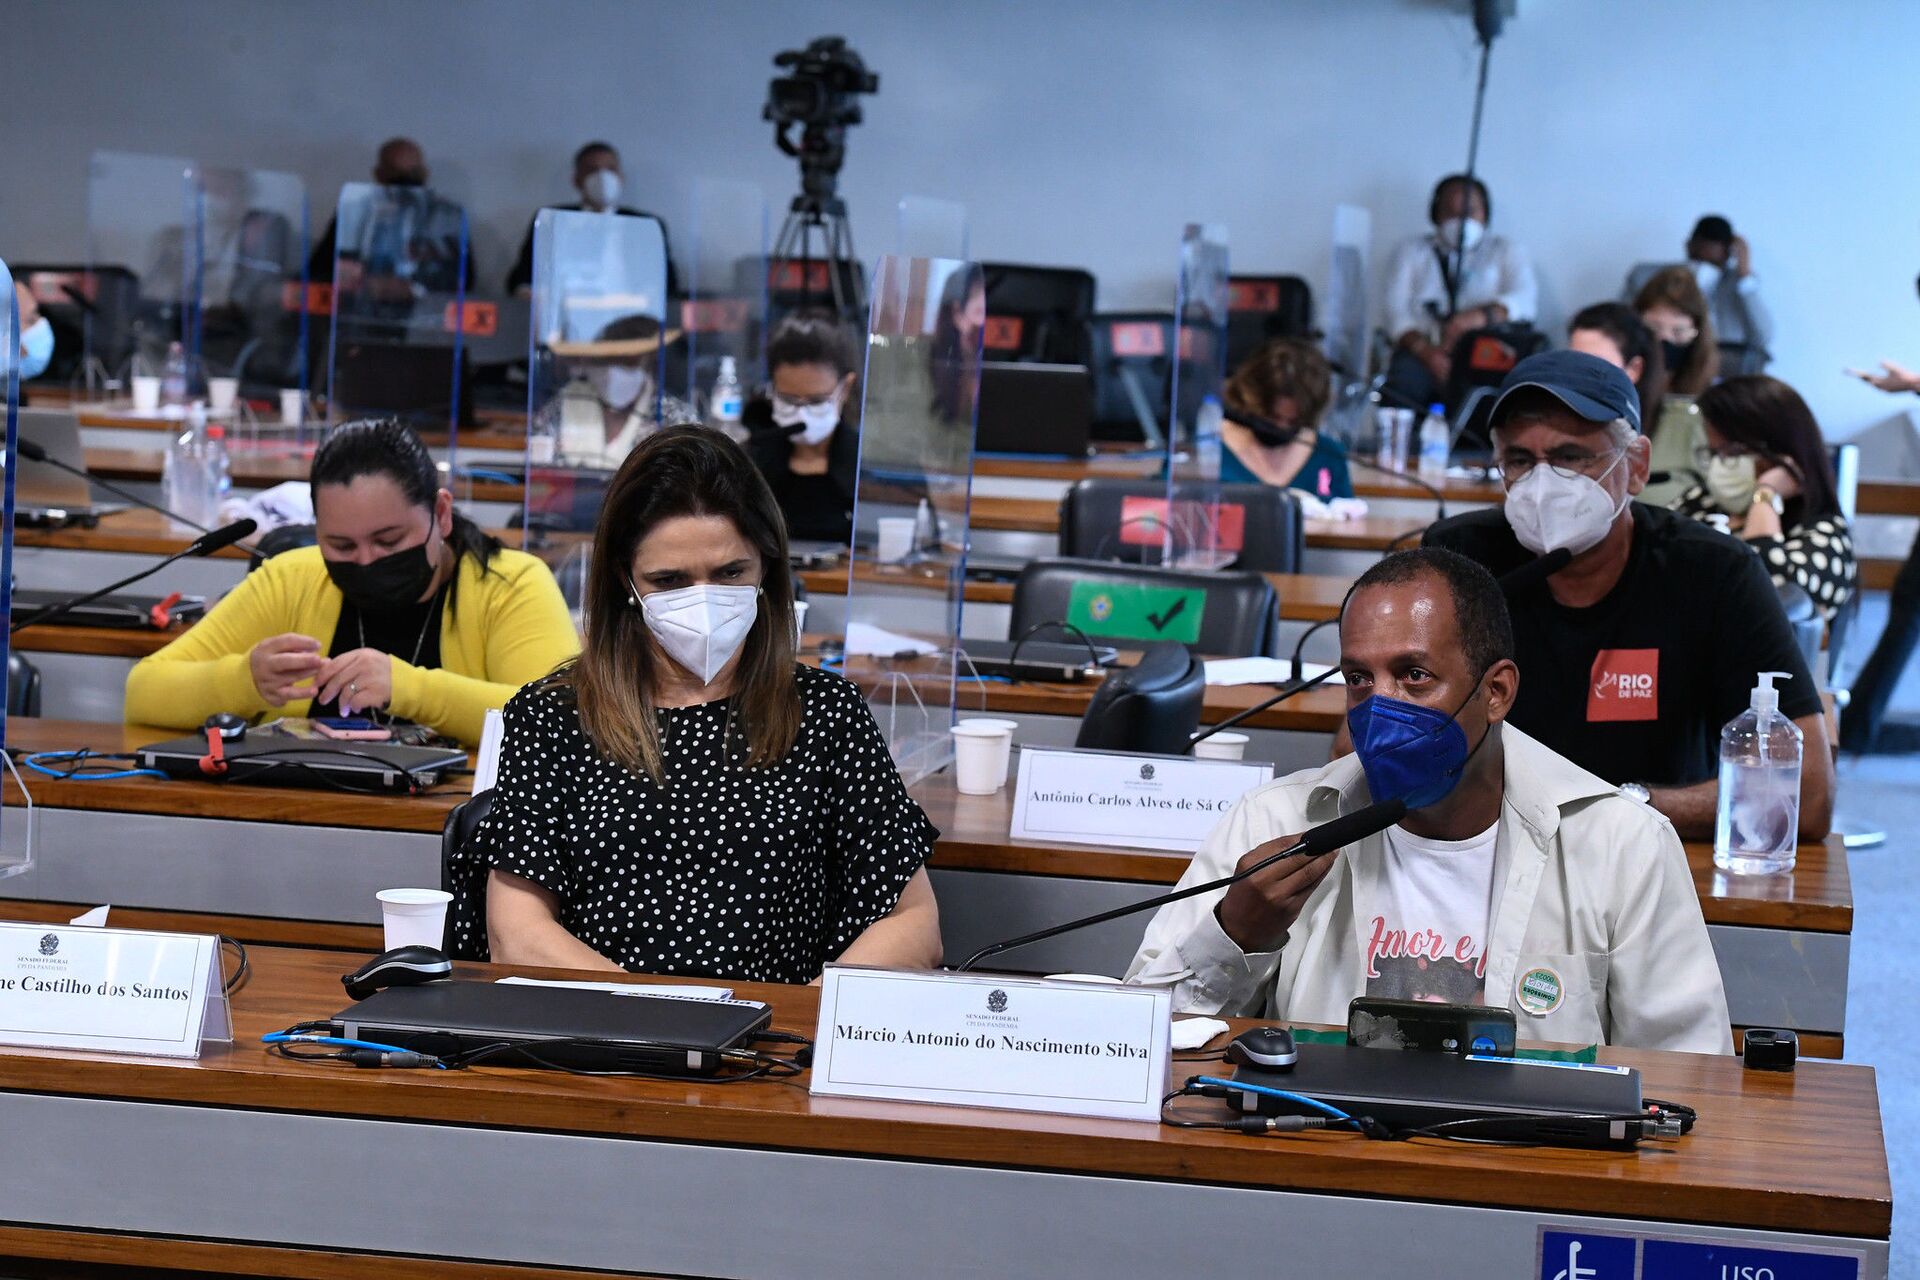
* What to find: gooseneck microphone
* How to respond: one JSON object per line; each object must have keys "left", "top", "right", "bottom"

{"left": 955, "top": 796, "right": 1410, "bottom": 972}
{"left": 11, "top": 518, "right": 258, "bottom": 633}
{"left": 15, "top": 438, "right": 265, "bottom": 560}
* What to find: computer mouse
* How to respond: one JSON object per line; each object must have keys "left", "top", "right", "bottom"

{"left": 203, "top": 712, "right": 248, "bottom": 741}
{"left": 341, "top": 946, "right": 453, "bottom": 1001}
{"left": 1226, "top": 1026, "right": 1298, "bottom": 1070}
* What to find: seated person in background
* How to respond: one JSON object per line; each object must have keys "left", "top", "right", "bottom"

{"left": 12, "top": 281, "right": 53, "bottom": 382}
{"left": 1219, "top": 336, "right": 1354, "bottom": 500}
{"left": 1634, "top": 265, "right": 1718, "bottom": 397}
{"left": 543, "top": 315, "right": 696, "bottom": 469}
{"left": 1128, "top": 547, "right": 1731, "bottom": 1053}
{"left": 744, "top": 312, "right": 861, "bottom": 543}
{"left": 1626, "top": 215, "right": 1771, "bottom": 374}
{"left": 505, "top": 141, "right": 677, "bottom": 297}
{"left": 1678, "top": 375, "right": 1856, "bottom": 620}
{"left": 1383, "top": 174, "right": 1538, "bottom": 409}
{"left": 125, "top": 419, "right": 577, "bottom": 746}
{"left": 307, "top": 138, "right": 474, "bottom": 292}
{"left": 1567, "top": 300, "right": 1698, "bottom": 507}
{"left": 1424, "top": 351, "right": 1832, "bottom": 840}
{"left": 472, "top": 426, "right": 941, "bottom": 980}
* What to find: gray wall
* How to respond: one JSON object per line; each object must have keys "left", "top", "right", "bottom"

{"left": 6, "top": 0, "right": 1920, "bottom": 435}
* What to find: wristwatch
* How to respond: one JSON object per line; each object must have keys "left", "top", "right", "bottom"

{"left": 1618, "top": 781, "right": 1651, "bottom": 804}
{"left": 1751, "top": 485, "right": 1785, "bottom": 516}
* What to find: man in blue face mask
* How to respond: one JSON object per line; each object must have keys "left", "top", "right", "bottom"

{"left": 1129, "top": 547, "right": 1732, "bottom": 1053}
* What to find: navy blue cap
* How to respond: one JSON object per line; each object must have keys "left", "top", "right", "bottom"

{"left": 1489, "top": 349, "right": 1641, "bottom": 434}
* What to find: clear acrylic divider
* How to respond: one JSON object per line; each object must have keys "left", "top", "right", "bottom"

{"left": 1163, "top": 223, "right": 1232, "bottom": 568}
{"left": 521, "top": 210, "right": 670, "bottom": 567}
{"left": 841, "top": 256, "right": 985, "bottom": 784}
{"left": 325, "top": 181, "right": 472, "bottom": 491}
{"left": 83, "top": 151, "right": 200, "bottom": 402}
{"left": 0, "top": 261, "right": 32, "bottom": 879}
{"left": 197, "top": 166, "right": 311, "bottom": 457}
{"left": 683, "top": 178, "right": 769, "bottom": 415}
{"left": 1323, "top": 203, "right": 1374, "bottom": 448}
{"left": 895, "top": 197, "right": 970, "bottom": 262}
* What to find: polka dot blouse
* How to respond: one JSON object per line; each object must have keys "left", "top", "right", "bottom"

{"left": 1673, "top": 485, "right": 1857, "bottom": 621}
{"left": 465, "top": 664, "right": 937, "bottom": 984}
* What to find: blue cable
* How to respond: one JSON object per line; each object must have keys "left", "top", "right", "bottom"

{"left": 1193, "top": 1075, "right": 1357, "bottom": 1124}
{"left": 22, "top": 751, "right": 167, "bottom": 781}
{"left": 262, "top": 1031, "right": 449, "bottom": 1067}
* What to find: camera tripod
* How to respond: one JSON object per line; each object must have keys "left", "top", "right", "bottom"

{"left": 771, "top": 192, "right": 863, "bottom": 323}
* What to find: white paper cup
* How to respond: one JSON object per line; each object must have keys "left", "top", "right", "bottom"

{"left": 1193, "top": 731, "right": 1249, "bottom": 761}
{"left": 376, "top": 887, "right": 452, "bottom": 951}
{"left": 792, "top": 599, "right": 811, "bottom": 647}
{"left": 207, "top": 376, "right": 239, "bottom": 414}
{"left": 876, "top": 516, "right": 916, "bottom": 563}
{"left": 280, "top": 387, "right": 305, "bottom": 426}
{"left": 950, "top": 721, "right": 1011, "bottom": 795}
{"left": 131, "top": 375, "right": 162, "bottom": 415}
{"left": 959, "top": 716, "right": 1018, "bottom": 780}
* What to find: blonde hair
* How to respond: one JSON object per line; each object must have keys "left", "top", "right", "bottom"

{"left": 1633, "top": 266, "right": 1719, "bottom": 395}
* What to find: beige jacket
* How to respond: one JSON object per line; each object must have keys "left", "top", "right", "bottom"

{"left": 1126, "top": 725, "right": 1733, "bottom": 1054}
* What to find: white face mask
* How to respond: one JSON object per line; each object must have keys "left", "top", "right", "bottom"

{"left": 1504, "top": 449, "right": 1629, "bottom": 557}
{"left": 1704, "top": 454, "right": 1759, "bottom": 514}
{"left": 18, "top": 316, "right": 53, "bottom": 381}
{"left": 581, "top": 168, "right": 622, "bottom": 212}
{"left": 1436, "top": 217, "right": 1486, "bottom": 253}
{"left": 770, "top": 392, "right": 841, "bottom": 445}
{"left": 587, "top": 363, "right": 650, "bottom": 411}
{"left": 636, "top": 582, "right": 760, "bottom": 685}
{"left": 1691, "top": 259, "right": 1724, "bottom": 293}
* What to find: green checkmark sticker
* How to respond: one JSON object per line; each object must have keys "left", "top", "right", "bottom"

{"left": 1065, "top": 581, "right": 1206, "bottom": 645}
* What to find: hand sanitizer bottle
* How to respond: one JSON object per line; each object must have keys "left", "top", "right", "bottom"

{"left": 1713, "top": 670, "right": 1802, "bottom": 876}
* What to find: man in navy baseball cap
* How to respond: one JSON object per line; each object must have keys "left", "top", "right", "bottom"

{"left": 1424, "top": 346, "right": 1832, "bottom": 846}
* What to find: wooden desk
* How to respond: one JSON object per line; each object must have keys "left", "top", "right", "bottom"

{"left": 83, "top": 444, "right": 524, "bottom": 505}
{"left": 908, "top": 774, "right": 1852, "bottom": 1055}
{"left": 13, "top": 508, "right": 259, "bottom": 560}
{"left": 0, "top": 946, "right": 1889, "bottom": 1277}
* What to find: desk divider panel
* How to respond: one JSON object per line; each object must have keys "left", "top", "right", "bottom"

{"left": 1, "top": 260, "right": 29, "bottom": 878}
{"left": 684, "top": 178, "right": 769, "bottom": 413}
{"left": 1324, "top": 203, "right": 1374, "bottom": 445}
{"left": 82, "top": 151, "right": 199, "bottom": 395}
{"left": 196, "top": 165, "right": 311, "bottom": 441}
{"left": 1163, "top": 223, "right": 1231, "bottom": 568}
{"left": 895, "top": 197, "right": 970, "bottom": 262}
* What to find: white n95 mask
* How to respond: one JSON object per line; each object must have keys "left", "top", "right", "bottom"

{"left": 1436, "top": 217, "right": 1486, "bottom": 253}
{"left": 582, "top": 169, "right": 623, "bottom": 211}
{"left": 1503, "top": 451, "right": 1628, "bottom": 557}
{"left": 770, "top": 393, "right": 841, "bottom": 445}
{"left": 1704, "top": 454, "right": 1759, "bottom": 514}
{"left": 637, "top": 582, "right": 760, "bottom": 684}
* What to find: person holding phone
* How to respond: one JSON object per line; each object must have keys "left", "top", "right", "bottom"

{"left": 125, "top": 419, "right": 579, "bottom": 746}
{"left": 467, "top": 425, "right": 941, "bottom": 981}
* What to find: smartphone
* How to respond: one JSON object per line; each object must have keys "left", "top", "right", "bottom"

{"left": 312, "top": 717, "right": 392, "bottom": 742}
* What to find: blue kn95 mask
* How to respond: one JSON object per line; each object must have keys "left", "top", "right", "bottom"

{"left": 1346, "top": 677, "right": 1486, "bottom": 810}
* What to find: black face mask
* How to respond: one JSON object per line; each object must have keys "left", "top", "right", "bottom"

{"left": 1246, "top": 415, "right": 1304, "bottom": 448}
{"left": 1660, "top": 339, "right": 1693, "bottom": 374}
{"left": 325, "top": 542, "right": 437, "bottom": 612}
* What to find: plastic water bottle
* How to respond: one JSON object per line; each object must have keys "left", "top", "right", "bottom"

{"left": 913, "top": 496, "right": 937, "bottom": 552}
{"left": 1418, "top": 402, "right": 1450, "bottom": 478}
{"left": 160, "top": 341, "right": 190, "bottom": 419}
{"left": 526, "top": 412, "right": 559, "bottom": 466}
{"left": 163, "top": 403, "right": 211, "bottom": 527}
{"left": 204, "top": 422, "right": 232, "bottom": 518}
{"left": 708, "top": 356, "right": 745, "bottom": 442}
{"left": 1713, "top": 670, "right": 1803, "bottom": 876}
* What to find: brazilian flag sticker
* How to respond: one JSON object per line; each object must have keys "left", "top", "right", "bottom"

{"left": 1065, "top": 581, "right": 1206, "bottom": 645}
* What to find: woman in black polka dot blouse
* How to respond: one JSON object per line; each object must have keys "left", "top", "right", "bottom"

{"left": 1673, "top": 375, "right": 1856, "bottom": 621}
{"left": 468, "top": 426, "right": 942, "bottom": 983}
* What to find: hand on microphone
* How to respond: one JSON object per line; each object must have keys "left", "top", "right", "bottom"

{"left": 1214, "top": 835, "right": 1342, "bottom": 953}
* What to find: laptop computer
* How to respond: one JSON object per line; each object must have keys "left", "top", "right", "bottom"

{"left": 974, "top": 362, "right": 1094, "bottom": 457}
{"left": 332, "top": 981, "right": 773, "bottom": 1075}
{"left": 961, "top": 637, "right": 1119, "bottom": 683}
{"left": 331, "top": 342, "right": 477, "bottom": 429}
{"left": 12, "top": 408, "right": 129, "bottom": 524}
{"left": 10, "top": 588, "right": 206, "bottom": 631}
{"left": 134, "top": 733, "right": 468, "bottom": 793}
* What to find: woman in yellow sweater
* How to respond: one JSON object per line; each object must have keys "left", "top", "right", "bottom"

{"left": 125, "top": 419, "right": 579, "bottom": 746}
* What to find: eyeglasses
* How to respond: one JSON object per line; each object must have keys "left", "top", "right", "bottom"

{"left": 772, "top": 390, "right": 839, "bottom": 409}
{"left": 1693, "top": 443, "right": 1758, "bottom": 470}
{"left": 1497, "top": 446, "right": 1624, "bottom": 485}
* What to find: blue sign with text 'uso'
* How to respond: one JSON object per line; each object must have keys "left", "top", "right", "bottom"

{"left": 1641, "top": 1239, "right": 1858, "bottom": 1279}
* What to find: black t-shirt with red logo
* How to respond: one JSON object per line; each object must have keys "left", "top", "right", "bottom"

{"left": 1425, "top": 503, "right": 1821, "bottom": 786}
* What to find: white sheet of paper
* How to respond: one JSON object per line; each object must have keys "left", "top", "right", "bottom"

{"left": 1203, "top": 658, "right": 1343, "bottom": 687}
{"left": 494, "top": 976, "right": 735, "bottom": 1001}
{"left": 69, "top": 905, "right": 112, "bottom": 927}
{"left": 472, "top": 708, "right": 506, "bottom": 794}
{"left": 844, "top": 621, "right": 939, "bottom": 657}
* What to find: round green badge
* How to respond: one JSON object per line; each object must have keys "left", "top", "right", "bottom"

{"left": 1516, "top": 966, "right": 1564, "bottom": 1016}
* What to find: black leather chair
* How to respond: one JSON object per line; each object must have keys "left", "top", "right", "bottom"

{"left": 1057, "top": 478, "right": 1304, "bottom": 574}
{"left": 753, "top": 255, "right": 868, "bottom": 331}
{"left": 1088, "top": 312, "right": 1175, "bottom": 444}
{"left": 981, "top": 263, "right": 1096, "bottom": 367}
{"left": 1010, "top": 558, "right": 1278, "bottom": 658}
{"left": 1445, "top": 323, "right": 1550, "bottom": 455}
{"left": 440, "top": 789, "right": 497, "bottom": 960}
{"left": 1225, "top": 274, "right": 1314, "bottom": 371}
{"left": 1075, "top": 641, "right": 1205, "bottom": 755}
{"left": 7, "top": 653, "right": 42, "bottom": 717}
{"left": 252, "top": 523, "right": 317, "bottom": 566}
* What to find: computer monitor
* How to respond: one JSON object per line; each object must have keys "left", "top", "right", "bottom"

{"left": 1074, "top": 641, "right": 1205, "bottom": 756}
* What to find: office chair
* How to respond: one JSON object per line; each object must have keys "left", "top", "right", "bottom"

{"left": 753, "top": 255, "right": 867, "bottom": 331}
{"left": 1224, "top": 274, "right": 1314, "bottom": 371}
{"left": 1057, "top": 478, "right": 1305, "bottom": 574}
{"left": 1087, "top": 312, "right": 1175, "bottom": 445}
{"left": 1010, "top": 558, "right": 1279, "bottom": 658}
{"left": 7, "top": 653, "right": 43, "bottom": 718}
{"left": 250, "top": 523, "right": 317, "bottom": 568}
{"left": 1444, "top": 323, "right": 1549, "bottom": 454}
{"left": 1074, "top": 641, "right": 1205, "bottom": 756}
{"left": 441, "top": 789, "right": 498, "bottom": 960}
{"left": 980, "top": 263, "right": 1096, "bottom": 366}
{"left": 13, "top": 264, "right": 140, "bottom": 386}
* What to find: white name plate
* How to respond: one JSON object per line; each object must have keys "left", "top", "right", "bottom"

{"left": 0, "top": 922, "right": 230, "bottom": 1058}
{"left": 811, "top": 966, "right": 1171, "bottom": 1122}
{"left": 1010, "top": 747, "right": 1272, "bottom": 852}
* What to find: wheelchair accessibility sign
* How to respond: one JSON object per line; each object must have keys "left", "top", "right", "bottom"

{"left": 1541, "top": 1231, "right": 1635, "bottom": 1280}
{"left": 1539, "top": 1228, "right": 1862, "bottom": 1279}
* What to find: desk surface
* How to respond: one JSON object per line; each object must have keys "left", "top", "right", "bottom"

{"left": 0, "top": 944, "right": 1886, "bottom": 1240}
